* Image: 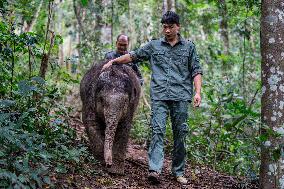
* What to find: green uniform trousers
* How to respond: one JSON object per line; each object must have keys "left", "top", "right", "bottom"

{"left": 148, "top": 100, "right": 189, "bottom": 176}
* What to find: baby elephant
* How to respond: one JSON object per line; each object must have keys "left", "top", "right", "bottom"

{"left": 80, "top": 62, "right": 141, "bottom": 174}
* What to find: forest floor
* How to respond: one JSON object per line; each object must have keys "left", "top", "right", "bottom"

{"left": 53, "top": 86, "right": 259, "bottom": 189}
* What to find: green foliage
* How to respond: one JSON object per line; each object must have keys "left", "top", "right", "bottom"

{"left": 81, "top": 0, "right": 89, "bottom": 7}
{"left": 1, "top": 0, "right": 263, "bottom": 185}
{"left": 0, "top": 77, "right": 94, "bottom": 188}
{"left": 176, "top": 0, "right": 261, "bottom": 177}
{"left": 186, "top": 76, "right": 260, "bottom": 177}
{"left": 0, "top": 20, "right": 61, "bottom": 96}
{"left": 0, "top": 7, "right": 95, "bottom": 188}
{"left": 131, "top": 104, "right": 151, "bottom": 144}
{"left": 130, "top": 0, "right": 261, "bottom": 178}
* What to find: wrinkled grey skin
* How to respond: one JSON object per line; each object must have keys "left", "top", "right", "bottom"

{"left": 80, "top": 61, "right": 141, "bottom": 175}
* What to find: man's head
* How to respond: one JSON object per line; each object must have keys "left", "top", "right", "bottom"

{"left": 116, "top": 34, "right": 129, "bottom": 55}
{"left": 161, "top": 11, "right": 180, "bottom": 41}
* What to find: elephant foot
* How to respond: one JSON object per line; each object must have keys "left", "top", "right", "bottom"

{"left": 107, "top": 162, "right": 125, "bottom": 175}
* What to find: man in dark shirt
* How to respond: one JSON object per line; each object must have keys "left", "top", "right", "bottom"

{"left": 103, "top": 11, "right": 202, "bottom": 185}
{"left": 104, "top": 34, "right": 144, "bottom": 85}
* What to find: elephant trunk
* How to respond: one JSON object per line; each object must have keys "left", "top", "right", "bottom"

{"left": 103, "top": 94, "right": 128, "bottom": 166}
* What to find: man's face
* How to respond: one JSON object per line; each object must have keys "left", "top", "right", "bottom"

{"left": 116, "top": 37, "right": 129, "bottom": 54}
{"left": 162, "top": 23, "right": 180, "bottom": 40}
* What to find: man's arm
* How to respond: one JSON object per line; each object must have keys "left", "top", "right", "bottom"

{"left": 103, "top": 41, "right": 153, "bottom": 70}
{"left": 189, "top": 42, "right": 203, "bottom": 107}
{"left": 103, "top": 54, "right": 132, "bottom": 70}
{"left": 193, "top": 74, "right": 202, "bottom": 107}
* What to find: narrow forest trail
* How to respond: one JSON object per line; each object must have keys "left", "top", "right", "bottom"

{"left": 54, "top": 86, "right": 258, "bottom": 189}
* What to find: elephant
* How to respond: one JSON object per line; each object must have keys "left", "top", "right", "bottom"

{"left": 80, "top": 61, "right": 141, "bottom": 175}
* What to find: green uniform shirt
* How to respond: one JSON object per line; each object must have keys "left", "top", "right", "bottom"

{"left": 129, "top": 35, "right": 203, "bottom": 101}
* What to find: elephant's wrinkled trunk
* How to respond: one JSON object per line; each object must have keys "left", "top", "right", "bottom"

{"left": 103, "top": 94, "right": 128, "bottom": 166}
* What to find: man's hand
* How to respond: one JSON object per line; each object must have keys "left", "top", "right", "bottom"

{"left": 193, "top": 74, "right": 202, "bottom": 107}
{"left": 193, "top": 93, "right": 201, "bottom": 107}
{"left": 102, "top": 54, "right": 132, "bottom": 70}
{"left": 102, "top": 60, "right": 114, "bottom": 70}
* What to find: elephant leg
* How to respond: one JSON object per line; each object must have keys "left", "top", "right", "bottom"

{"left": 85, "top": 121, "right": 105, "bottom": 161}
{"left": 108, "top": 121, "right": 131, "bottom": 175}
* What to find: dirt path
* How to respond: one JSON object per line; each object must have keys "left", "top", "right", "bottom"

{"left": 53, "top": 116, "right": 258, "bottom": 189}
{"left": 56, "top": 87, "right": 258, "bottom": 189}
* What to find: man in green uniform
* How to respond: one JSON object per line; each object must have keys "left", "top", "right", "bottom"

{"left": 103, "top": 11, "right": 202, "bottom": 184}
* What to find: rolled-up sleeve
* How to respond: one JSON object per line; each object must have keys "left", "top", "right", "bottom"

{"left": 129, "top": 41, "right": 152, "bottom": 62}
{"left": 189, "top": 43, "right": 203, "bottom": 78}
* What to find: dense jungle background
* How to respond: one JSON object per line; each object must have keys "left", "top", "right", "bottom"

{"left": 2, "top": 0, "right": 283, "bottom": 188}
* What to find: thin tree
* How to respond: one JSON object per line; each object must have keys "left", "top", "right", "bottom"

{"left": 217, "top": 0, "right": 229, "bottom": 56}
{"left": 163, "top": 0, "right": 175, "bottom": 13}
{"left": 217, "top": 0, "right": 230, "bottom": 75}
{"left": 39, "top": 0, "right": 54, "bottom": 79}
{"left": 260, "top": 0, "right": 284, "bottom": 188}
{"left": 23, "top": 0, "right": 43, "bottom": 32}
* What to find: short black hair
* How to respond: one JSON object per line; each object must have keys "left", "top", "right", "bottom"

{"left": 161, "top": 11, "right": 180, "bottom": 25}
{"left": 116, "top": 34, "right": 129, "bottom": 42}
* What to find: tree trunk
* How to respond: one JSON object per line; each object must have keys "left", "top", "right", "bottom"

{"left": 66, "top": 35, "right": 72, "bottom": 71}
{"left": 167, "top": 0, "right": 175, "bottom": 12}
{"left": 128, "top": 0, "right": 133, "bottom": 49}
{"left": 100, "top": 0, "right": 112, "bottom": 46}
{"left": 23, "top": 0, "right": 43, "bottom": 32}
{"left": 111, "top": 0, "right": 114, "bottom": 48}
{"left": 57, "top": 4, "right": 64, "bottom": 66}
{"left": 39, "top": 1, "right": 53, "bottom": 79}
{"left": 39, "top": 32, "right": 55, "bottom": 79}
{"left": 93, "top": 0, "right": 103, "bottom": 61}
{"left": 163, "top": 0, "right": 175, "bottom": 14}
{"left": 73, "top": 0, "right": 86, "bottom": 38}
{"left": 217, "top": 0, "right": 230, "bottom": 73}
{"left": 260, "top": 1, "right": 284, "bottom": 188}
{"left": 58, "top": 44, "right": 64, "bottom": 66}
{"left": 217, "top": 0, "right": 229, "bottom": 55}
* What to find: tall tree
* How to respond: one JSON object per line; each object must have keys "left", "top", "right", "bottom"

{"left": 260, "top": 0, "right": 284, "bottom": 188}
{"left": 93, "top": 0, "right": 103, "bottom": 57}
{"left": 23, "top": 0, "right": 43, "bottom": 32}
{"left": 39, "top": 0, "right": 54, "bottom": 79}
{"left": 217, "top": 0, "right": 229, "bottom": 55}
{"left": 218, "top": 0, "right": 230, "bottom": 72}
{"left": 72, "top": 0, "right": 104, "bottom": 62}
{"left": 163, "top": 0, "right": 175, "bottom": 13}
